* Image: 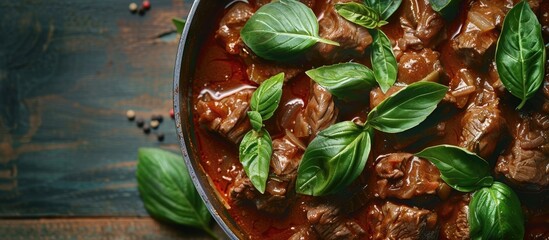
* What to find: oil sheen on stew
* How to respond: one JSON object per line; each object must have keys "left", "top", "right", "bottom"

{"left": 191, "top": 0, "right": 549, "bottom": 239}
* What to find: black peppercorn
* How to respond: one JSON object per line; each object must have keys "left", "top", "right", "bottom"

{"left": 157, "top": 133, "right": 165, "bottom": 142}
{"left": 143, "top": 124, "right": 151, "bottom": 134}
{"left": 136, "top": 118, "right": 145, "bottom": 128}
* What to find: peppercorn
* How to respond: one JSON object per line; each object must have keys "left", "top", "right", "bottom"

{"left": 126, "top": 110, "right": 136, "bottom": 121}
{"left": 142, "top": 0, "right": 151, "bottom": 10}
{"left": 152, "top": 114, "right": 163, "bottom": 123}
{"left": 138, "top": 7, "right": 146, "bottom": 15}
{"left": 136, "top": 118, "right": 145, "bottom": 128}
{"left": 169, "top": 108, "right": 175, "bottom": 119}
{"left": 129, "top": 2, "right": 138, "bottom": 13}
{"left": 143, "top": 124, "right": 151, "bottom": 134}
{"left": 150, "top": 120, "right": 160, "bottom": 129}
{"left": 157, "top": 133, "right": 165, "bottom": 142}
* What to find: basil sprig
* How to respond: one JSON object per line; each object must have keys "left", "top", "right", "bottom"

{"left": 239, "top": 73, "right": 284, "bottom": 193}
{"left": 415, "top": 145, "right": 524, "bottom": 239}
{"left": 416, "top": 145, "right": 493, "bottom": 192}
{"left": 172, "top": 18, "right": 186, "bottom": 34}
{"left": 297, "top": 123, "right": 372, "bottom": 196}
{"left": 496, "top": 1, "right": 545, "bottom": 109}
{"left": 136, "top": 148, "right": 216, "bottom": 238}
{"left": 367, "top": 81, "right": 448, "bottom": 133}
{"left": 364, "top": 0, "right": 402, "bottom": 20}
{"left": 370, "top": 29, "right": 398, "bottom": 93}
{"left": 335, "top": 2, "right": 387, "bottom": 29}
{"left": 305, "top": 63, "right": 376, "bottom": 100}
{"left": 241, "top": 0, "right": 339, "bottom": 61}
{"left": 297, "top": 81, "right": 447, "bottom": 196}
{"left": 469, "top": 182, "right": 524, "bottom": 240}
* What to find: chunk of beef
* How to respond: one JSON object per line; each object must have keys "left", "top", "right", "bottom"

{"left": 459, "top": 82, "right": 506, "bottom": 159}
{"left": 496, "top": 112, "right": 549, "bottom": 190}
{"left": 216, "top": 2, "right": 253, "bottom": 55}
{"left": 439, "top": 195, "right": 470, "bottom": 240}
{"left": 449, "top": 69, "right": 480, "bottom": 109}
{"left": 241, "top": 55, "right": 304, "bottom": 84}
{"left": 397, "top": 0, "right": 445, "bottom": 51}
{"left": 367, "top": 201, "right": 439, "bottom": 240}
{"left": 452, "top": 0, "right": 514, "bottom": 66}
{"left": 373, "top": 153, "right": 446, "bottom": 199}
{"left": 294, "top": 83, "right": 338, "bottom": 140}
{"left": 397, "top": 49, "right": 442, "bottom": 84}
{"left": 196, "top": 89, "right": 253, "bottom": 143}
{"left": 306, "top": 203, "right": 365, "bottom": 239}
{"left": 309, "top": 0, "right": 373, "bottom": 63}
{"left": 228, "top": 135, "right": 302, "bottom": 214}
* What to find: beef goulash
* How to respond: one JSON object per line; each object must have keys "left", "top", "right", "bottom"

{"left": 191, "top": 0, "right": 549, "bottom": 239}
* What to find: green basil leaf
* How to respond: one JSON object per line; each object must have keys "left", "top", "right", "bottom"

{"left": 429, "top": 0, "right": 462, "bottom": 18}
{"left": 250, "top": 72, "right": 284, "bottom": 121}
{"left": 364, "top": 0, "right": 402, "bottom": 20}
{"left": 241, "top": 0, "right": 339, "bottom": 61}
{"left": 296, "top": 122, "right": 372, "bottom": 196}
{"left": 247, "top": 111, "right": 263, "bottom": 131}
{"left": 496, "top": 1, "right": 545, "bottom": 109}
{"left": 239, "top": 129, "right": 272, "bottom": 194}
{"left": 469, "top": 182, "right": 524, "bottom": 240}
{"left": 370, "top": 29, "right": 397, "bottom": 93}
{"left": 366, "top": 81, "right": 447, "bottom": 133}
{"left": 305, "top": 63, "right": 376, "bottom": 100}
{"left": 416, "top": 145, "right": 494, "bottom": 192}
{"left": 335, "top": 2, "right": 388, "bottom": 29}
{"left": 137, "top": 148, "right": 215, "bottom": 237}
{"left": 172, "top": 18, "right": 186, "bottom": 34}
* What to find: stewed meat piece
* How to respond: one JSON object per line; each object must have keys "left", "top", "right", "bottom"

{"left": 216, "top": 2, "right": 253, "bottom": 55}
{"left": 496, "top": 112, "right": 549, "bottom": 191}
{"left": 459, "top": 82, "right": 506, "bottom": 159}
{"left": 439, "top": 194, "right": 470, "bottom": 240}
{"left": 309, "top": 0, "right": 373, "bottom": 63}
{"left": 373, "top": 153, "right": 446, "bottom": 199}
{"left": 294, "top": 83, "right": 338, "bottom": 140}
{"left": 452, "top": 0, "right": 514, "bottom": 66}
{"left": 229, "top": 135, "right": 302, "bottom": 214}
{"left": 196, "top": 89, "right": 253, "bottom": 143}
{"left": 397, "top": 49, "right": 443, "bottom": 84}
{"left": 367, "top": 201, "right": 439, "bottom": 240}
{"left": 306, "top": 203, "right": 365, "bottom": 239}
{"left": 397, "top": 0, "right": 445, "bottom": 51}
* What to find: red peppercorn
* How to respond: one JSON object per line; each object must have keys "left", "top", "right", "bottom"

{"left": 169, "top": 108, "right": 175, "bottom": 119}
{"left": 142, "top": 0, "right": 151, "bottom": 10}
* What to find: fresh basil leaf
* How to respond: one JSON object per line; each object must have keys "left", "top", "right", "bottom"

{"left": 429, "top": 0, "right": 462, "bottom": 18}
{"left": 305, "top": 63, "right": 376, "bottom": 100}
{"left": 416, "top": 145, "right": 494, "bottom": 192}
{"left": 335, "top": 2, "right": 388, "bottom": 29}
{"left": 296, "top": 122, "right": 372, "bottom": 196}
{"left": 241, "top": 0, "right": 339, "bottom": 61}
{"left": 137, "top": 148, "right": 215, "bottom": 238}
{"left": 469, "top": 182, "right": 524, "bottom": 240}
{"left": 364, "top": 0, "right": 402, "bottom": 20}
{"left": 366, "top": 81, "right": 447, "bottom": 133}
{"left": 247, "top": 111, "right": 263, "bottom": 131}
{"left": 239, "top": 129, "right": 272, "bottom": 194}
{"left": 370, "top": 29, "right": 397, "bottom": 93}
{"left": 172, "top": 18, "right": 186, "bottom": 34}
{"left": 250, "top": 72, "right": 284, "bottom": 121}
{"left": 496, "top": 1, "right": 545, "bottom": 109}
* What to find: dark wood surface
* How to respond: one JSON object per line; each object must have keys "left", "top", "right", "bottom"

{"left": 0, "top": 0, "right": 221, "bottom": 238}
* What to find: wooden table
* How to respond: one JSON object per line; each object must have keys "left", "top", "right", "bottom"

{"left": 0, "top": 0, "right": 223, "bottom": 238}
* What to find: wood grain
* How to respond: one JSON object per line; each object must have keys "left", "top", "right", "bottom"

{"left": 0, "top": 0, "right": 194, "bottom": 218}
{"left": 0, "top": 217, "right": 225, "bottom": 240}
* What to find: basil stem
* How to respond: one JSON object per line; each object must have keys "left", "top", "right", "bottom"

{"left": 366, "top": 81, "right": 448, "bottom": 133}
{"left": 496, "top": 1, "right": 545, "bottom": 109}
{"left": 416, "top": 145, "right": 494, "bottom": 192}
{"left": 305, "top": 62, "right": 376, "bottom": 100}
{"left": 335, "top": 2, "right": 388, "bottom": 29}
{"left": 469, "top": 182, "right": 524, "bottom": 240}
{"left": 370, "top": 29, "right": 398, "bottom": 93}
{"left": 241, "top": 0, "right": 338, "bottom": 61}
{"left": 136, "top": 148, "right": 216, "bottom": 239}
